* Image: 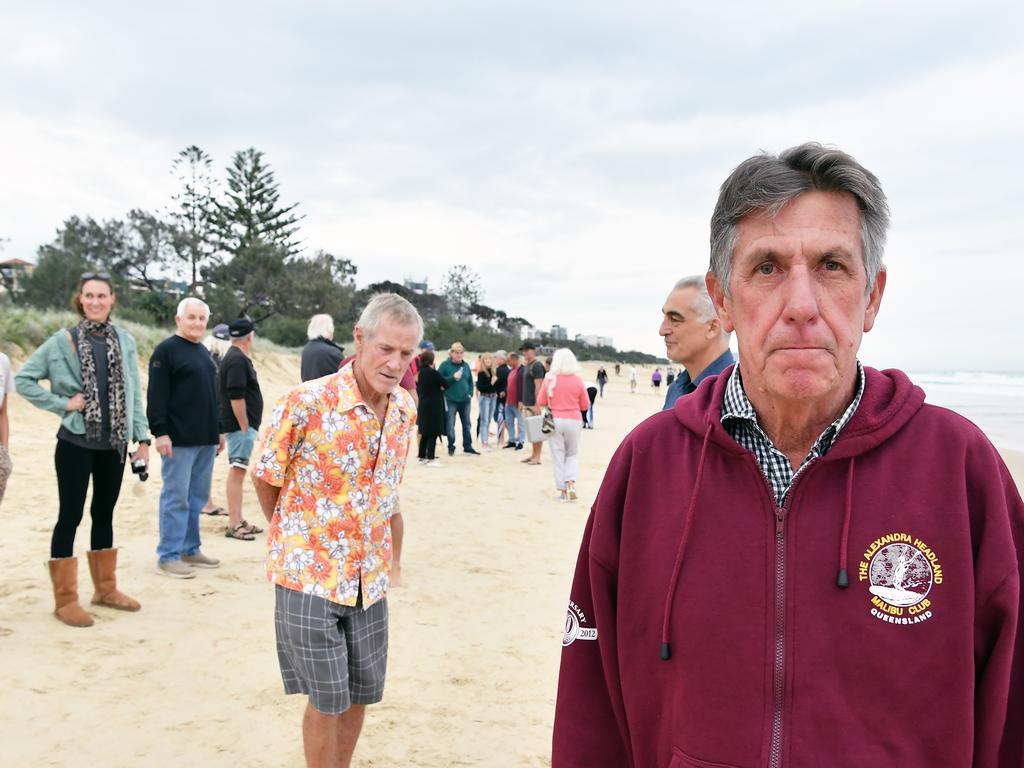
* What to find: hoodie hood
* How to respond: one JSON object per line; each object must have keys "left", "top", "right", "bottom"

{"left": 672, "top": 364, "right": 926, "bottom": 460}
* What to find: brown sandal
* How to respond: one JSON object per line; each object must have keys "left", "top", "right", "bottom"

{"left": 239, "top": 519, "right": 264, "bottom": 535}
{"left": 225, "top": 524, "right": 255, "bottom": 541}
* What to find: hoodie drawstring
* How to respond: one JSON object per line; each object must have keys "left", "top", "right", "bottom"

{"left": 836, "top": 457, "right": 856, "bottom": 588}
{"left": 660, "top": 423, "right": 713, "bottom": 661}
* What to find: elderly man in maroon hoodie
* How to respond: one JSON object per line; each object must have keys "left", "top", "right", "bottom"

{"left": 553, "top": 143, "right": 1024, "bottom": 767}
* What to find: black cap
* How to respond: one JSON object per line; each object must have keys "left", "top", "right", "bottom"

{"left": 212, "top": 323, "right": 230, "bottom": 341}
{"left": 520, "top": 341, "right": 536, "bottom": 351}
{"left": 229, "top": 318, "right": 255, "bottom": 338}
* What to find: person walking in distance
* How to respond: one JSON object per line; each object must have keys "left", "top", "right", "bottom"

{"left": 15, "top": 272, "right": 149, "bottom": 627}
{"left": 536, "top": 348, "right": 591, "bottom": 502}
{"left": 219, "top": 318, "right": 264, "bottom": 542}
{"left": 148, "top": 297, "right": 224, "bottom": 578}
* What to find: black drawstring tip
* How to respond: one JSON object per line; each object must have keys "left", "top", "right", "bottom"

{"left": 836, "top": 569, "right": 849, "bottom": 588}
{"left": 660, "top": 642, "right": 671, "bottom": 661}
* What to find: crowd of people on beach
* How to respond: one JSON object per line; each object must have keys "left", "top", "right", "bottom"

{"left": 0, "top": 276, "right": 615, "bottom": 626}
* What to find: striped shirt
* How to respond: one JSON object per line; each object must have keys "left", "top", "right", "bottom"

{"left": 720, "top": 363, "right": 866, "bottom": 506}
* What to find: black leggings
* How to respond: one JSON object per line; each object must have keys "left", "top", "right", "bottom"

{"left": 52, "top": 439, "right": 126, "bottom": 558}
{"left": 418, "top": 434, "right": 438, "bottom": 461}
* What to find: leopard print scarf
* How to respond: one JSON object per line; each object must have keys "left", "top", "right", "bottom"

{"left": 76, "top": 319, "right": 128, "bottom": 456}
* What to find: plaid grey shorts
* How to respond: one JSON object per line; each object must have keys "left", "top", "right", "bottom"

{"left": 274, "top": 585, "right": 389, "bottom": 715}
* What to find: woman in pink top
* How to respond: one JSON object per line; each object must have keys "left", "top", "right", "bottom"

{"left": 536, "top": 348, "right": 591, "bottom": 502}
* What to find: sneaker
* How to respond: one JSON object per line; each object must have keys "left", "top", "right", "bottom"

{"left": 182, "top": 551, "right": 220, "bottom": 569}
{"left": 156, "top": 560, "right": 196, "bottom": 579}
{"left": 448, "top": 448, "right": 455, "bottom": 457}
{"left": 426, "top": 459, "right": 444, "bottom": 467}
{"left": 502, "top": 442, "right": 516, "bottom": 449}
{"left": 515, "top": 443, "right": 524, "bottom": 450}
{"left": 464, "top": 447, "right": 481, "bottom": 455}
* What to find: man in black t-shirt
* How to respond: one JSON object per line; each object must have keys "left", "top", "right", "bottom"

{"left": 218, "top": 318, "right": 264, "bottom": 541}
{"left": 149, "top": 297, "right": 224, "bottom": 578}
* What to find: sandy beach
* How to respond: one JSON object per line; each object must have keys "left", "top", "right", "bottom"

{"left": 1, "top": 352, "right": 1021, "bottom": 767}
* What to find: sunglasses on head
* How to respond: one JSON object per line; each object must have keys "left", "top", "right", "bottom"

{"left": 80, "top": 271, "right": 112, "bottom": 281}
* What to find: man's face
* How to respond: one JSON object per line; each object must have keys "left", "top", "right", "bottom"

{"left": 354, "top": 317, "right": 420, "bottom": 396}
{"left": 508, "top": 354, "right": 519, "bottom": 368}
{"left": 449, "top": 349, "right": 464, "bottom": 365}
{"left": 708, "top": 190, "right": 885, "bottom": 404}
{"left": 523, "top": 348, "right": 536, "bottom": 363}
{"left": 175, "top": 304, "right": 209, "bottom": 343}
{"left": 659, "top": 287, "right": 716, "bottom": 365}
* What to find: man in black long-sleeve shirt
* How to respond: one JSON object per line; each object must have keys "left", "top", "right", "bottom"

{"left": 148, "top": 298, "right": 223, "bottom": 579}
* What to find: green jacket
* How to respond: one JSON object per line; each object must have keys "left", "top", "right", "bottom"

{"left": 437, "top": 358, "right": 474, "bottom": 403}
{"left": 15, "top": 326, "right": 150, "bottom": 443}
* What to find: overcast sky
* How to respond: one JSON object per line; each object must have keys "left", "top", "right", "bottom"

{"left": 1, "top": 1, "right": 1021, "bottom": 369}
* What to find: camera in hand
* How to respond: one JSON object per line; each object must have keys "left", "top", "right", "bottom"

{"left": 131, "top": 459, "right": 149, "bottom": 482}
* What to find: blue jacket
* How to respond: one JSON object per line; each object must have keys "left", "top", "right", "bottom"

{"left": 662, "top": 349, "right": 735, "bottom": 410}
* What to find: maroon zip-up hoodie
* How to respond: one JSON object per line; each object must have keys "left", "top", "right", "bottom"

{"left": 553, "top": 367, "right": 1023, "bottom": 767}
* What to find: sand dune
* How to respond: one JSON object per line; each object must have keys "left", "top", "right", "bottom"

{"left": 1, "top": 352, "right": 1020, "bottom": 767}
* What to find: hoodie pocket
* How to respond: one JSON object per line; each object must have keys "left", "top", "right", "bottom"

{"left": 669, "top": 746, "right": 743, "bottom": 768}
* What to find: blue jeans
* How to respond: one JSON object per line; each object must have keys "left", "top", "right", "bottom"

{"left": 504, "top": 404, "right": 524, "bottom": 444}
{"left": 157, "top": 444, "right": 216, "bottom": 563}
{"left": 445, "top": 398, "right": 473, "bottom": 452}
{"left": 478, "top": 395, "right": 497, "bottom": 444}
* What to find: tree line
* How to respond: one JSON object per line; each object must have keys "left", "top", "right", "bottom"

{"left": 2, "top": 146, "right": 661, "bottom": 362}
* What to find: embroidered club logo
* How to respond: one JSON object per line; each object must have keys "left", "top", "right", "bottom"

{"left": 858, "top": 532, "right": 943, "bottom": 626}
{"left": 563, "top": 600, "right": 598, "bottom": 646}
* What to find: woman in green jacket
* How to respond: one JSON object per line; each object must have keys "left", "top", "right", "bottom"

{"left": 15, "top": 273, "right": 151, "bottom": 627}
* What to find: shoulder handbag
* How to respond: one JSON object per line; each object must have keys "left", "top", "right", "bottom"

{"left": 541, "top": 406, "right": 555, "bottom": 434}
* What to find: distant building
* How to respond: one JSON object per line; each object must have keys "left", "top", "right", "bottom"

{"left": 520, "top": 325, "right": 543, "bottom": 340}
{"left": 0, "top": 257, "right": 34, "bottom": 298}
{"left": 550, "top": 324, "right": 569, "bottom": 341}
{"left": 575, "top": 333, "right": 614, "bottom": 348}
{"left": 403, "top": 278, "right": 429, "bottom": 294}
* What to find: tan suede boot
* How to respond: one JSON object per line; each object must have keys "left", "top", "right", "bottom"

{"left": 86, "top": 549, "right": 141, "bottom": 612}
{"left": 47, "top": 557, "right": 94, "bottom": 627}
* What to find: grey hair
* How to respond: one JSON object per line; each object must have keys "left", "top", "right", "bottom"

{"left": 356, "top": 293, "right": 424, "bottom": 343}
{"left": 672, "top": 276, "right": 718, "bottom": 323}
{"left": 176, "top": 297, "right": 209, "bottom": 318}
{"left": 306, "top": 313, "right": 334, "bottom": 340}
{"left": 546, "top": 347, "right": 581, "bottom": 398}
{"left": 494, "top": 349, "right": 507, "bottom": 361}
{"left": 672, "top": 275, "right": 731, "bottom": 340}
{"left": 709, "top": 142, "right": 890, "bottom": 293}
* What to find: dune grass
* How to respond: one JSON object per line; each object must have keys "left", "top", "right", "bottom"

{"left": 0, "top": 305, "right": 299, "bottom": 361}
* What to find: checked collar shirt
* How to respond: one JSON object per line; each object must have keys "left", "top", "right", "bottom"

{"left": 720, "top": 362, "right": 865, "bottom": 507}
{"left": 253, "top": 361, "right": 416, "bottom": 608}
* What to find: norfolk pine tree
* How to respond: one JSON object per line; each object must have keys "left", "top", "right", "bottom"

{"left": 213, "top": 148, "right": 303, "bottom": 257}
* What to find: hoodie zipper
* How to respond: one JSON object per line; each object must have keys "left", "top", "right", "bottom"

{"left": 764, "top": 458, "right": 817, "bottom": 768}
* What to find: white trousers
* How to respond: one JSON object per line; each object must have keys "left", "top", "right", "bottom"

{"left": 549, "top": 418, "right": 583, "bottom": 490}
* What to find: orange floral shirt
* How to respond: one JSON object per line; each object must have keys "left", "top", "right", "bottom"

{"left": 253, "top": 362, "right": 416, "bottom": 607}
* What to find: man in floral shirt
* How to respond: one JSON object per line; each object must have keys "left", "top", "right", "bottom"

{"left": 252, "top": 293, "right": 421, "bottom": 768}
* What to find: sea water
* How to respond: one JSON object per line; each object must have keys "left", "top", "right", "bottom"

{"left": 910, "top": 371, "right": 1024, "bottom": 452}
